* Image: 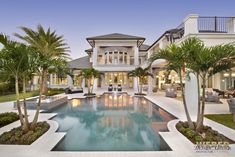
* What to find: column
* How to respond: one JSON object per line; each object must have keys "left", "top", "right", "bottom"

{"left": 92, "top": 46, "right": 97, "bottom": 66}
{"left": 67, "top": 75, "right": 73, "bottom": 87}
{"left": 93, "top": 78, "right": 98, "bottom": 92}
{"left": 82, "top": 78, "right": 85, "bottom": 89}
{"left": 148, "top": 68, "right": 153, "bottom": 94}
{"left": 134, "top": 46, "right": 139, "bottom": 66}
{"left": 183, "top": 14, "right": 199, "bottom": 36}
{"left": 133, "top": 77, "right": 138, "bottom": 93}
{"left": 101, "top": 75, "right": 105, "bottom": 88}
{"left": 127, "top": 53, "right": 130, "bottom": 65}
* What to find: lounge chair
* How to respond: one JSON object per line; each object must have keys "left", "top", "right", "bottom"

{"left": 117, "top": 84, "right": 122, "bottom": 91}
{"left": 65, "top": 87, "right": 83, "bottom": 94}
{"left": 212, "top": 88, "right": 225, "bottom": 98}
{"left": 165, "top": 88, "right": 177, "bottom": 98}
{"left": 108, "top": 84, "right": 113, "bottom": 92}
{"left": 205, "top": 92, "right": 220, "bottom": 102}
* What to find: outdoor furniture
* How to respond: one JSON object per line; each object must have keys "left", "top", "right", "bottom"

{"left": 165, "top": 88, "right": 177, "bottom": 98}
{"left": 117, "top": 84, "right": 122, "bottom": 91}
{"left": 227, "top": 98, "right": 235, "bottom": 122}
{"left": 205, "top": 92, "right": 220, "bottom": 102}
{"left": 65, "top": 87, "right": 83, "bottom": 94}
{"left": 108, "top": 84, "right": 113, "bottom": 92}
{"left": 212, "top": 88, "right": 225, "bottom": 98}
{"left": 226, "top": 90, "right": 235, "bottom": 98}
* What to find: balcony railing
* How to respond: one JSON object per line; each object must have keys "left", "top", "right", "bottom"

{"left": 198, "top": 16, "right": 233, "bottom": 33}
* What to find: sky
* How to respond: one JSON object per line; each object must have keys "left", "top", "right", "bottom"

{"left": 0, "top": 0, "right": 235, "bottom": 59}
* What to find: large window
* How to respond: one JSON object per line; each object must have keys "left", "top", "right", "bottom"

{"left": 103, "top": 51, "right": 129, "bottom": 65}
{"left": 51, "top": 74, "right": 68, "bottom": 85}
{"left": 104, "top": 72, "right": 128, "bottom": 85}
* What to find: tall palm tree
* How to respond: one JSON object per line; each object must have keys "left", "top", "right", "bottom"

{"left": 15, "top": 24, "right": 70, "bottom": 94}
{"left": 15, "top": 25, "right": 70, "bottom": 129}
{"left": 0, "top": 34, "right": 32, "bottom": 131}
{"left": 78, "top": 68, "right": 102, "bottom": 95}
{"left": 150, "top": 44, "right": 194, "bottom": 129}
{"left": 128, "top": 66, "right": 153, "bottom": 94}
{"left": 181, "top": 37, "right": 235, "bottom": 130}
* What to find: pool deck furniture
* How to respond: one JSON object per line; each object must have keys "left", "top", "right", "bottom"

{"left": 212, "top": 88, "right": 225, "bottom": 98}
{"left": 117, "top": 84, "right": 122, "bottom": 91}
{"left": 165, "top": 88, "right": 177, "bottom": 98}
{"left": 227, "top": 98, "right": 235, "bottom": 122}
{"left": 65, "top": 87, "right": 83, "bottom": 94}
{"left": 14, "top": 95, "right": 68, "bottom": 110}
{"left": 108, "top": 84, "right": 113, "bottom": 91}
{"left": 205, "top": 92, "right": 220, "bottom": 103}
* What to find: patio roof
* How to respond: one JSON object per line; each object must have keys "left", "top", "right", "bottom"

{"left": 68, "top": 56, "right": 92, "bottom": 69}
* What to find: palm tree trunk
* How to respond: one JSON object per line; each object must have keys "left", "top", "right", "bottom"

{"left": 196, "top": 73, "right": 201, "bottom": 125}
{"left": 88, "top": 79, "right": 91, "bottom": 94}
{"left": 22, "top": 77, "right": 29, "bottom": 132}
{"left": 179, "top": 71, "right": 194, "bottom": 129}
{"left": 42, "top": 69, "right": 48, "bottom": 95}
{"left": 196, "top": 75, "right": 206, "bottom": 130}
{"left": 139, "top": 78, "right": 143, "bottom": 94}
{"left": 15, "top": 76, "right": 25, "bottom": 129}
{"left": 31, "top": 71, "right": 44, "bottom": 129}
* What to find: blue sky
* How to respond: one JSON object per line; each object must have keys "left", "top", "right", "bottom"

{"left": 0, "top": 0, "right": 235, "bottom": 59}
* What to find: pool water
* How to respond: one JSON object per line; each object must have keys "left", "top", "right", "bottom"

{"left": 49, "top": 93, "right": 175, "bottom": 151}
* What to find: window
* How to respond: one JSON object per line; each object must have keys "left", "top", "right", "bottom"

{"left": 119, "top": 52, "right": 123, "bottom": 63}
{"left": 114, "top": 51, "right": 118, "bottom": 64}
{"left": 105, "top": 52, "right": 108, "bottom": 64}
{"left": 124, "top": 52, "right": 127, "bottom": 64}
{"left": 109, "top": 52, "right": 112, "bottom": 63}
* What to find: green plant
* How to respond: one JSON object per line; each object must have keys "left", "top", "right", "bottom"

{"left": 128, "top": 66, "right": 153, "bottom": 94}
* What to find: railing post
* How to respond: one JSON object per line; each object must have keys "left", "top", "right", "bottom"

{"left": 215, "top": 16, "right": 217, "bottom": 32}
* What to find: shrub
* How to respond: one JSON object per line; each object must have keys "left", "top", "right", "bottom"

{"left": 0, "top": 112, "right": 19, "bottom": 128}
{"left": 0, "top": 121, "right": 50, "bottom": 145}
{"left": 194, "top": 135, "right": 203, "bottom": 142}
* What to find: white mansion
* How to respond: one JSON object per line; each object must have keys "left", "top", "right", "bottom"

{"left": 36, "top": 14, "right": 235, "bottom": 93}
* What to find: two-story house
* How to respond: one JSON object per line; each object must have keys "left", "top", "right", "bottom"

{"left": 36, "top": 14, "right": 235, "bottom": 94}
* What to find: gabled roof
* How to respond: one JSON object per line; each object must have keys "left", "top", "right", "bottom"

{"left": 68, "top": 56, "right": 92, "bottom": 69}
{"left": 86, "top": 33, "right": 145, "bottom": 40}
{"left": 139, "top": 44, "right": 150, "bottom": 51}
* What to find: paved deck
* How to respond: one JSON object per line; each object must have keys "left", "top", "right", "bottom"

{"left": 0, "top": 90, "right": 234, "bottom": 157}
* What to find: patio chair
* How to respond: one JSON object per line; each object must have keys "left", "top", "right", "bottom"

{"left": 212, "top": 88, "right": 225, "bottom": 98}
{"left": 117, "top": 84, "right": 122, "bottom": 91}
{"left": 108, "top": 84, "right": 113, "bottom": 92}
{"left": 65, "top": 87, "right": 83, "bottom": 94}
{"left": 227, "top": 98, "right": 235, "bottom": 122}
{"left": 165, "top": 88, "right": 177, "bottom": 98}
{"left": 205, "top": 92, "right": 220, "bottom": 102}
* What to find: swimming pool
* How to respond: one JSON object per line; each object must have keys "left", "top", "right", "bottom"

{"left": 49, "top": 93, "right": 175, "bottom": 151}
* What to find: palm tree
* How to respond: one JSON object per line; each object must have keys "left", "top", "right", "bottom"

{"left": 15, "top": 25, "right": 70, "bottom": 129}
{"left": 0, "top": 34, "right": 32, "bottom": 132}
{"left": 150, "top": 44, "right": 194, "bottom": 129}
{"left": 78, "top": 68, "right": 102, "bottom": 95}
{"left": 128, "top": 66, "right": 153, "bottom": 95}
{"left": 15, "top": 24, "right": 70, "bottom": 94}
{"left": 181, "top": 37, "right": 235, "bottom": 130}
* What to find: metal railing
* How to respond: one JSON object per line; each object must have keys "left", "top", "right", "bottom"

{"left": 198, "top": 16, "right": 233, "bottom": 33}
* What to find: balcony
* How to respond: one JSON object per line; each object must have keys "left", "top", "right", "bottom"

{"left": 176, "top": 15, "right": 235, "bottom": 37}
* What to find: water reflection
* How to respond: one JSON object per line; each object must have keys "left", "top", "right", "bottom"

{"left": 51, "top": 93, "right": 174, "bottom": 151}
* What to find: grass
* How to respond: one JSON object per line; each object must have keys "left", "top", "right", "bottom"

{"left": 205, "top": 114, "right": 235, "bottom": 130}
{"left": 0, "top": 91, "right": 39, "bottom": 103}
{"left": 0, "top": 88, "right": 64, "bottom": 103}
